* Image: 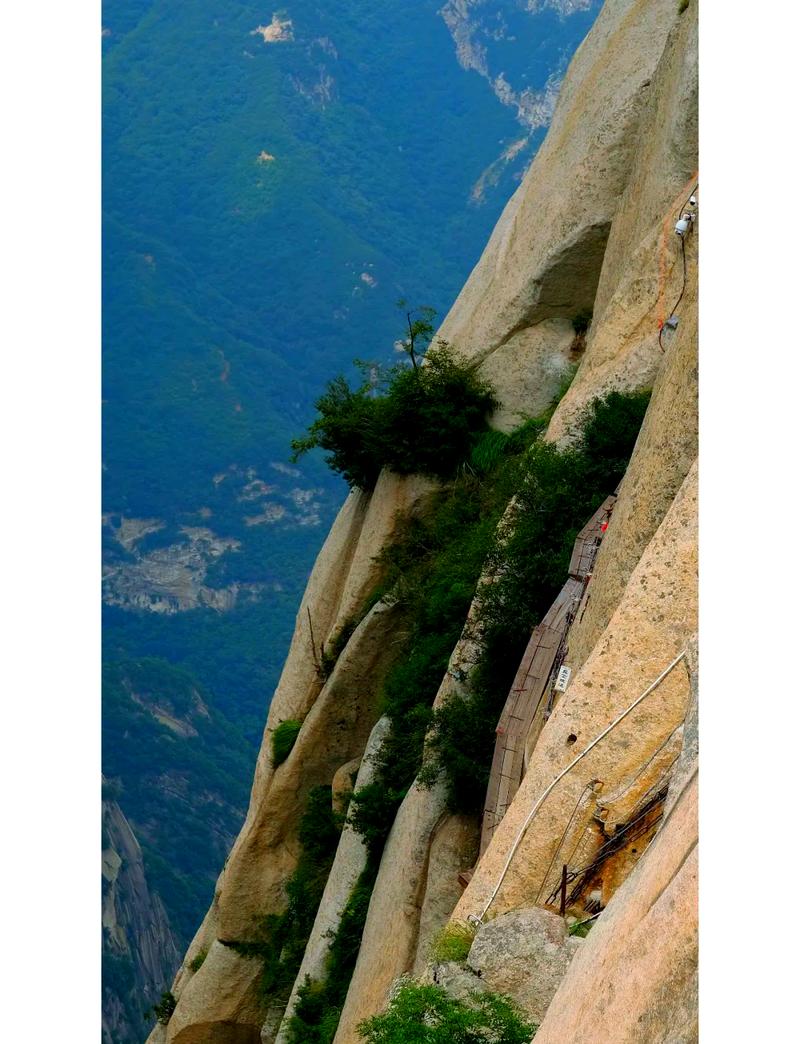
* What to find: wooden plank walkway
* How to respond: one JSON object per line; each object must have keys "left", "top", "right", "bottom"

{"left": 569, "top": 496, "right": 617, "bottom": 579}
{"left": 479, "top": 494, "right": 617, "bottom": 856}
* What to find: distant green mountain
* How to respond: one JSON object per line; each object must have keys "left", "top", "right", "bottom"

{"left": 101, "top": 2, "right": 600, "bottom": 1039}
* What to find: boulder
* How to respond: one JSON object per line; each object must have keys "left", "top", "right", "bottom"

{"left": 467, "top": 908, "right": 582, "bottom": 1024}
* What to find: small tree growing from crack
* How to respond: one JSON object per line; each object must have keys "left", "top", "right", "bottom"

{"left": 394, "top": 300, "right": 437, "bottom": 370}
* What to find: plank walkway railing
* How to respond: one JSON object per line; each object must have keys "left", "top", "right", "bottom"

{"left": 479, "top": 494, "right": 617, "bottom": 856}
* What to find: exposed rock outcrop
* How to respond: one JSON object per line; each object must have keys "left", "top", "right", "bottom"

{"left": 411, "top": 813, "right": 479, "bottom": 978}
{"left": 439, "top": 0, "right": 678, "bottom": 363}
{"left": 218, "top": 597, "right": 402, "bottom": 941}
{"left": 547, "top": 0, "right": 698, "bottom": 444}
{"left": 160, "top": 939, "right": 265, "bottom": 1044}
{"left": 562, "top": 259, "right": 697, "bottom": 670}
{"left": 103, "top": 799, "right": 180, "bottom": 1044}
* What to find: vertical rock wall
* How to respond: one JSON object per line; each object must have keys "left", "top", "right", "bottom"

{"left": 103, "top": 800, "right": 181, "bottom": 1044}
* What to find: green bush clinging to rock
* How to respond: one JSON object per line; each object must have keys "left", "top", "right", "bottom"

{"left": 148, "top": 990, "right": 177, "bottom": 1026}
{"left": 286, "top": 862, "right": 381, "bottom": 1043}
{"left": 430, "top": 921, "right": 477, "bottom": 964}
{"left": 357, "top": 981, "right": 536, "bottom": 1043}
{"left": 291, "top": 340, "right": 498, "bottom": 490}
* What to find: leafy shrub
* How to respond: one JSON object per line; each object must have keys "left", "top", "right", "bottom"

{"left": 292, "top": 341, "right": 498, "bottom": 490}
{"left": 348, "top": 780, "right": 409, "bottom": 860}
{"left": 357, "top": 982, "right": 535, "bottom": 1043}
{"left": 469, "top": 429, "right": 510, "bottom": 475}
{"left": 378, "top": 346, "right": 498, "bottom": 479}
{"left": 272, "top": 720, "right": 303, "bottom": 767}
{"left": 188, "top": 949, "right": 207, "bottom": 973}
{"left": 288, "top": 979, "right": 344, "bottom": 1044}
{"left": 678, "top": 0, "right": 690, "bottom": 12}
{"left": 291, "top": 374, "right": 385, "bottom": 490}
{"left": 579, "top": 389, "right": 652, "bottom": 485}
{"left": 149, "top": 990, "right": 177, "bottom": 1025}
{"left": 419, "top": 683, "right": 503, "bottom": 815}
{"left": 323, "top": 867, "right": 378, "bottom": 1000}
{"left": 299, "top": 786, "right": 344, "bottom": 864}
{"left": 430, "top": 921, "right": 476, "bottom": 964}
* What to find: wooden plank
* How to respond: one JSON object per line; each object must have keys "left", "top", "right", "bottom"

{"left": 480, "top": 616, "right": 566, "bottom": 855}
{"left": 478, "top": 494, "right": 619, "bottom": 857}
{"left": 568, "top": 495, "right": 617, "bottom": 579}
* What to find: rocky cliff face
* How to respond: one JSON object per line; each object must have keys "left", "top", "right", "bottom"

{"left": 146, "top": 2, "right": 698, "bottom": 1041}
{"left": 103, "top": 799, "right": 181, "bottom": 1043}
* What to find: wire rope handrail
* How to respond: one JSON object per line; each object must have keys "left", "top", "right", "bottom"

{"left": 473, "top": 648, "right": 688, "bottom": 923}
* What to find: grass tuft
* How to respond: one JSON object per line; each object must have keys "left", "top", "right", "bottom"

{"left": 272, "top": 719, "right": 303, "bottom": 767}
{"left": 430, "top": 921, "right": 477, "bottom": 964}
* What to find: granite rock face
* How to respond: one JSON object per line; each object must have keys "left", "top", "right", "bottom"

{"left": 439, "top": 0, "right": 679, "bottom": 364}
{"left": 547, "top": 0, "right": 698, "bottom": 448}
{"left": 103, "top": 799, "right": 181, "bottom": 1044}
